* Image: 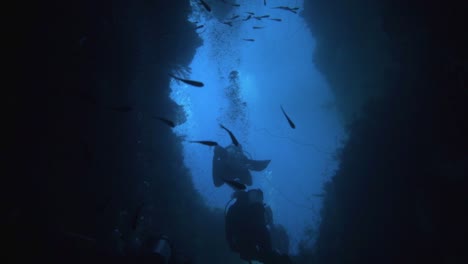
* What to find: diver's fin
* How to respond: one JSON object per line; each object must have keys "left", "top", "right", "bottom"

{"left": 245, "top": 159, "right": 271, "bottom": 171}
{"left": 220, "top": 124, "right": 240, "bottom": 146}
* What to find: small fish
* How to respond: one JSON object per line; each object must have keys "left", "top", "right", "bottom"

{"left": 269, "top": 18, "right": 282, "bottom": 22}
{"left": 231, "top": 15, "right": 240, "bottom": 20}
{"left": 168, "top": 73, "right": 204, "bottom": 87}
{"left": 189, "top": 140, "right": 219, "bottom": 147}
{"left": 264, "top": 0, "right": 267, "bottom": 6}
{"left": 253, "top": 26, "right": 264, "bottom": 29}
{"left": 232, "top": 4, "right": 240, "bottom": 7}
{"left": 152, "top": 116, "right": 175, "bottom": 128}
{"left": 243, "top": 15, "right": 252, "bottom": 21}
{"left": 280, "top": 105, "right": 296, "bottom": 129}
{"left": 132, "top": 202, "right": 145, "bottom": 231}
{"left": 222, "top": 21, "right": 233, "bottom": 27}
{"left": 242, "top": 38, "right": 255, "bottom": 42}
{"left": 253, "top": 16, "right": 263, "bottom": 20}
{"left": 195, "top": 24, "right": 204, "bottom": 29}
{"left": 199, "top": 0, "right": 211, "bottom": 12}
{"left": 220, "top": 124, "right": 240, "bottom": 146}
{"left": 259, "top": 15, "right": 270, "bottom": 18}
{"left": 246, "top": 12, "right": 255, "bottom": 15}
{"left": 110, "top": 106, "right": 133, "bottom": 112}
{"left": 272, "top": 6, "right": 297, "bottom": 14}
{"left": 272, "top": 6, "right": 289, "bottom": 10}
{"left": 223, "top": 179, "right": 246, "bottom": 190}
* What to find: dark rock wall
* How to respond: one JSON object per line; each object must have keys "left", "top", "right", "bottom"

{"left": 300, "top": 0, "right": 467, "bottom": 263}
{"left": 8, "top": 1, "right": 239, "bottom": 262}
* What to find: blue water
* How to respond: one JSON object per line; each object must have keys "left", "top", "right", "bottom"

{"left": 170, "top": 0, "right": 345, "bottom": 254}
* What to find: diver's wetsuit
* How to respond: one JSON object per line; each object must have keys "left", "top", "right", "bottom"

{"left": 212, "top": 144, "right": 270, "bottom": 187}
{"left": 225, "top": 191, "right": 272, "bottom": 263}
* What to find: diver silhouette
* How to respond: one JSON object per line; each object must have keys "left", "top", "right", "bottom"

{"left": 225, "top": 189, "right": 292, "bottom": 264}
{"left": 212, "top": 125, "right": 271, "bottom": 187}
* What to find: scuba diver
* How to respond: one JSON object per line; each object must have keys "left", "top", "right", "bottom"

{"left": 213, "top": 124, "right": 271, "bottom": 187}
{"left": 225, "top": 189, "right": 292, "bottom": 264}
{"left": 111, "top": 231, "right": 191, "bottom": 263}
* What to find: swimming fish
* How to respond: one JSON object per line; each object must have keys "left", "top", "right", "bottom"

{"left": 243, "top": 15, "right": 252, "bottom": 21}
{"left": 199, "top": 0, "right": 211, "bottom": 12}
{"left": 223, "top": 179, "right": 247, "bottom": 191}
{"left": 246, "top": 12, "right": 255, "bottom": 15}
{"left": 280, "top": 105, "right": 296, "bottom": 129}
{"left": 253, "top": 26, "right": 264, "bottom": 29}
{"left": 168, "top": 73, "right": 204, "bottom": 87}
{"left": 264, "top": 0, "right": 267, "bottom": 6}
{"left": 222, "top": 21, "right": 233, "bottom": 27}
{"left": 272, "top": 6, "right": 297, "bottom": 14}
{"left": 195, "top": 24, "right": 204, "bottom": 29}
{"left": 220, "top": 124, "right": 240, "bottom": 146}
{"left": 231, "top": 15, "right": 240, "bottom": 20}
{"left": 189, "top": 140, "right": 219, "bottom": 147}
{"left": 269, "top": 18, "right": 282, "bottom": 22}
{"left": 152, "top": 116, "right": 175, "bottom": 128}
{"left": 242, "top": 38, "right": 255, "bottom": 42}
{"left": 259, "top": 15, "right": 270, "bottom": 18}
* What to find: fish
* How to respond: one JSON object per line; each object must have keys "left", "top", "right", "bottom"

{"left": 220, "top": 124, "right": 240, "bottom": 146}
{"left": 253, "top": 16, "right": 263, "bottom": 20}
{"left": 132, "top": 202, "right": 145, "bottom": 231}
{"left": 259, "top": 15, "right": 270, "bottom": 18}
{"left": 272, "top": 6, "right": 297, "bottom": 14}
{"left": 280, "top": 105, "right": 296, "bottom": 129}
{"left": 223, "top": 179, "right": 246, "bottom": 190}
{"left": 231, "top": 15, "right": 240, "bottom": 20}
{"left": 269, "top": 18, "right": 282, "bottom": 22}
{"left": 232, "top": 4, "right": 240, "bottom": 7}
{"left": 222, "top": 21, "right": 233, "bottom": 27}
{"left": 110, "top": 106, "right": 133, "bottom": 112}
{"left": 168, "top": 73, "right": 204, "bottom": 87}
{"left": 195, "top": 24, "right": 204, "bottom": 29}
{"left": 243, "top": 15, "right": 252, "bottom": 21}
{"left": 272, "top": 6, "right": 289, "bottom": 10}
{"left": 188, "top": 140, "right": 219, "bottom": 147}
{"left": 199, "top": 0, "right": 211, "bottom": 12}
{"left": 246, "top": 12, "right": 255, "bottom": 15}
{"left": 253, "top": 26, "right": 264, "bottom": 29}
{"left": 242, "top": 38, "right": 255, "bottom": 42}
{"left": 152, "top": 116, "right": 175, "bottom": 128}
{"left": 264, "top": 0, "right": 267, "bottom": 6}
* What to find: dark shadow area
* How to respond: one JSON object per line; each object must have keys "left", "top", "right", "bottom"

{"left": 7, "top": 0, "right": 240, "bottom": 262}
{"left": 297, "top": 0, "right": 467, "bottom": 263}
{"left": 7, "top": 0, "right": 467, "bottom": 263}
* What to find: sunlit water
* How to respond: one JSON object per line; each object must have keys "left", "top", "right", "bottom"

{"left": 170, "top": 0, "right": 345, "bottom": 254}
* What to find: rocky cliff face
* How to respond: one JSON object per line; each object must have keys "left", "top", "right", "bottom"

{"left": 299, "top": 0, "right": 467, "bottom": 263}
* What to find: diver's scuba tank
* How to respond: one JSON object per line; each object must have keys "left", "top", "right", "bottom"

{"left": 148, "top": 235, "right": 172, "bottom": 263}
